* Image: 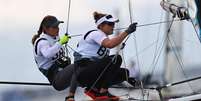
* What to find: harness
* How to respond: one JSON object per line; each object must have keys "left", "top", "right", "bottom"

{"left": 34, "top": 38, "right": 71, "bottom": 84}
{"left": 84, "top": 30, "right": 97, "bottom": 40}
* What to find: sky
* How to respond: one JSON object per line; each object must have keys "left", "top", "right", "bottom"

{"left": 0, "top": 0, "right": 201, "bottom": 93}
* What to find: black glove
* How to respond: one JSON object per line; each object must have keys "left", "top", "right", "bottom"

{"left": 125, "top": 22, "right": 137, "bottom": 34}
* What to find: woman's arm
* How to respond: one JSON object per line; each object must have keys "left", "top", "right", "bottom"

{"left": 39, "top": 40, "right": 62, "bottom": 58}
{"left": 101, "top": 23, "right": 137, "bottom": 48}
{"left": 101, "top": 32, "right": 128, "bottom": 48}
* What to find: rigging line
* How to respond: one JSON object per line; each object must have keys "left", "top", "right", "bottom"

{"left": 164, "top": 16, "right": 201, "bottom": 94}
{"left": 152, "top": 11, "right": 164, "bottom": 72}
{"left": 167, "top": 35, "right": 196, "bottom": 94}
{"left": 145, "top": 9, "right": 164, "bottom": 100}
{"left": 128, "top": 0, "right": 141, "bottom": 73}
{"left": 153, "top": 10, "right": 163, "bottom": 70}
{"left": 65, "top": 0, "right": 71, "bottom": 34}
{"left": 66, "top": 19, "right": 182, "bottom": 38}
{"left": 145, "top": 17, "right": 175, "bottom": 85}
{"left": 128, "top": 0, "right": 145, "bottom": 99}
{"left": 119, "top": 0, "right": 133, "bottom": 99}
{"left": 127, "top": 0, "right": 136, "bottom": 98}
{"left": 132, "top": 40, "right": 159, "bottom": 58}
{"left": 64, "top": 0, "right": 72, "bottom": 57}
{"left": 59, "top": 20, "right": 182, "bottom": 38}
{"left": 143, "top": 9, "right": 164, "bottom": 84}
{"left": 114, "top": 19, "right": 181, "bottom": 30}
{"left": 69, "top": 34, "right": 82, "bottom": 37}
{"left": 147, "top": 14, "right": 201, "bottom": 94}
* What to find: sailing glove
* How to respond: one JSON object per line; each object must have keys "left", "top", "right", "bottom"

{"left": 125, "top": 22, "right": 137, "bottom": 34}
{"left": 59, "top": 34, "right": 71, "bottom": 45}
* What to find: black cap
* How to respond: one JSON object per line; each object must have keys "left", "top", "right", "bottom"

{"left": 42, "top": 15, "right": 64, "bottom": 27}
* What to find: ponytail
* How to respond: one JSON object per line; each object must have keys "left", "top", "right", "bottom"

{"left": 93, "top": 11, "right": 106, "bottom": 23}
{"left": 31, "top": 22, "right": 43, "bottom": 45}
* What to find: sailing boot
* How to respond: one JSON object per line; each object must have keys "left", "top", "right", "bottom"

{"left": 128, "top": 77, "right": 141, "bottom": 88}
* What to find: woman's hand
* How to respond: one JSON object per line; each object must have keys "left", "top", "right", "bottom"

{"left": 59, "top": 34, "right": 71, "bottom": 45}
{"left": 125, "top": 22, "right": 137, "bottom": 35}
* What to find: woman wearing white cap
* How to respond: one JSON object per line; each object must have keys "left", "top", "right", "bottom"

{"left": 74, "top": 12, "right": 138, "bottom": 100}
{"left": 32, "top": 15, "right": 78, "bottom": 101}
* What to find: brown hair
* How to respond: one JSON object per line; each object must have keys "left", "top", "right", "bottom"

{"left": 93, "top": 12, "right": 106, "bottom": 23}
{"left": 31, "top": 15, "right": 54, "bottom": 45}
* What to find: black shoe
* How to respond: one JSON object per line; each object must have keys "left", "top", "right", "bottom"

{"left": 128, "top": 77, "right": 141, "bottom": 88}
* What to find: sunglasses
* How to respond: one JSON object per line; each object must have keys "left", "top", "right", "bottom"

{"left": 103, "top": 21, "right": 115, "bottom": 27}
{"left": 51, "top": 26, "right": 59, "bottom": 29}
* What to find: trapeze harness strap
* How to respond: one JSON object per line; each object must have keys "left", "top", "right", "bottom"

{"left": 34, "top": 38, "right": 59, "bottom": 84}
{"left": 84, "top": 30, "right": 98, "bottom": 40}
{"left": 35, "top": 38, "right": 47, "bottom": 55}
{"left": 84, "top": 30, "right": 109, "bottom": 57}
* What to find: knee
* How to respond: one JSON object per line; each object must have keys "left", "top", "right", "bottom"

{"left": 120, "top": 68, "right": 129, "bottom": 80}
{"left": 115, "top": 55, "right": 122, "bottom": 65}
{"left": 52, "top": 83, "right": 69, "bottom": 91}
{"left": 53, "top": 85, "right": 65, "bottom": 91}
{"left": 120, "top": 68, "right": 129, "bottom": 75}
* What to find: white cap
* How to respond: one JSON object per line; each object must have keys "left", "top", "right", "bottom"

{"left": 96, "top": 15, "right": 119, "bottom": 27}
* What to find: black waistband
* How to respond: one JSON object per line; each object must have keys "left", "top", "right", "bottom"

{"left": 74, "top": 58, "right": 93, "bottom": 67}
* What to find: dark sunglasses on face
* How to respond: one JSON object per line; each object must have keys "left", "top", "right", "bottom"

{"left": 103, "top": 22, "right": 115, "bottom": 27}
{"left": 51, "top": 26, "right": 59, "bottom": 29}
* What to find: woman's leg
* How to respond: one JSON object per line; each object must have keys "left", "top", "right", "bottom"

{"left": 52, "top": 64, "right": 77, "bottom": 91}
{"left": 76, "top": 55, "right": 119, "bottom": 88}
{"left": 98, "top": 55, "right": 123, "bottom": 89}
{"left": 77, "top": 55, "right": 130, "bottom": 89}
{"left": 76, "top": 60, "right": 106, "bottom": 88}
{"left": 108, "top": 68, "right": 129, "bottom": 86}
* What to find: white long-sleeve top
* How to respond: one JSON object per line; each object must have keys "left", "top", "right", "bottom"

{"left": 33, "top": 33, "right": 65, "bottom": 70}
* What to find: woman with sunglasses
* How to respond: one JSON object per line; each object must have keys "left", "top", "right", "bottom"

{"left": 32, "top": 15, "right": 77, "bottom": 101}
{"left": 74, "top": 12, "right": 138, "bottom": 100}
